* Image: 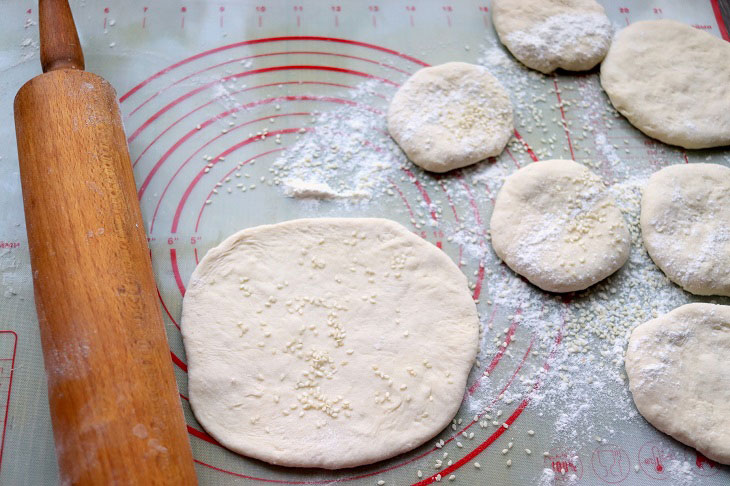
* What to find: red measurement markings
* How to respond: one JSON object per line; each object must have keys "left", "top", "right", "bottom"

{"left": 387, "top": 178, "right": 416, "bottom": 220}
{"left": 126, "top": 51, "right": 408, "bottom": 119}
{"left": 513, "top": 129, "right": 539, "bottom": 162}
{"left": 128, "top": 65, "right": 396, "bottom": 144}
{"left": 185, "top": 244, "right": 557, "bottom": 485}
{"left": 414, "top": 316, "right": 565, "bottom": 485}
{"left": 148, "top": 112, "right": 310, "bottom": 233}
{"left": 455, "top": 178, "right": 488, "bottom": 298}
{"left": 131, "top": 81, "right": 357, "bottom": 170}
{"left": 0, "top": 331, "right": 17, "bottom": 475}
{"left": 468, "top": 307, "right": 520, "bottom": 394}
{"left": 119, "top": 37, "right": 427, "bottom": 104}
{"left": 553, "top": 77, "right": 575, "bottom": 160}
{"left": 170, "top": 349, "right": 187, "bottom": 372}
{"left": 480, "top": 5, "right": 490, "bottom": 28}
{"left": 219, "top": 6, "right": 224, "bottom": 27}
{"left": 191, "top": 308, "right": 551, "bottom": 483}
{"left": 170, "top": 248, "right": 186, "bottom": 296}
{"left": 331, "top": 5, "right": 341, "bottom": 27}
{"left": 711, "top": 0, "right": 730, "bottom": 40}
{"left": 188, "top": 425, "right": 220, "bottom": 446}
{"left": 369, "top": 5, "right": 379, "bottom": 27}
{"left": 190, "top": 334, "right": 536, "bottom": 484}
{"left": 256, "top": 5, "right": 265, "bottom": 27}
{"left": 406, "top": 5, "right": 415, "bottom": 27}
{"left": 194, "top": 147, "right": 289, "bottom": 232}
{"left": 402, "top": 168, "right": 438, "bottom": 222}
{"left": 619, "top": 6, "right": 629, "bottom": 25}
{"left": 503, "top": 147, "right": 520, "bottom": 168}
{"left": 103, "top": 7, "right": 109, "bottom": 29}
{"left": 443, "top": 5, "right": 453, "bottom": 27}
{"left": 438, "top": 179, "right": 459, "bottom": 221}
{"left": 138, "top": 95, "right": 378, "bottom": 202}
{"left": 171, "top": 128, "right": 302, "bottom": 234}
{"left": 294, "top": 5, "right": 303, "bottom": 27}
{"left": 142, "top": 6, "right": 148, "bottom": 29}
{"left": 180, "top": 6, "right": 186, "bottom": 30}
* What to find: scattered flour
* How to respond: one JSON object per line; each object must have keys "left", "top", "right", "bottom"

{"left": 503, "top": 13, "right": 613, "bottom": 74}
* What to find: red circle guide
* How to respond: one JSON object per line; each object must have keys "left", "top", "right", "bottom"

{"left": 121, "top": 31, "right": 725, "bottom": 484}
{"left": 120, "top": 35, "right": 554, "bottom": 484}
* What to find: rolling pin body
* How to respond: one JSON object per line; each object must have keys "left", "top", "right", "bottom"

{"left": 14, "top": 69, "right": 197, "bottom": 484}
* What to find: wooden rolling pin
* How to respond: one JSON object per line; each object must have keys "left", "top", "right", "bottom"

{"left": 13, "top": 0, "right": 198, "bottom": 484}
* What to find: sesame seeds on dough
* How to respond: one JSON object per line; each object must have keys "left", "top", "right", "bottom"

{"left": 387, "top": 62, "right": 513, "bottom": 173}
{"left": 625, "top": 303, "right": 730, "bottom": 465}
{"left": 492, "top": 0, "right": 612, "bottom": 74}
{"left": 490, "top": 160, "right": 630, "bottom": 293}
{"left": 641, "top": 163, "right": 730, "bottom": 297}
{"left": 181, "top": 218, "right": 478, "bottom": 469}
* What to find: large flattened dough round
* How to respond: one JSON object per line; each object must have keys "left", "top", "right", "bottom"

{"left": 181, "top": 218, "right": 479, "bottom": 469}
{"left": 387, "top": 62, "right": 513, "bottom": 173}
{"left": 600, "top": 20, "right": 730, "bottom": 149}
{"left": 490, "top": 160, "right": 630, "bottom": 293}
{"left": 625, "top": 303, "right": 730, "bottom": 465}
{"left": 491, "top": 0, "right": 612, "bottom": 74}
{"left": 641, "top": 163, "right": 730, "bottom": 297}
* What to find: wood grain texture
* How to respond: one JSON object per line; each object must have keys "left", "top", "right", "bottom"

{"left": 39, "top": 0, "right": 84, "bottom": 72}
{"left": 14, "top": 70, "right": 197, "bottom": 485}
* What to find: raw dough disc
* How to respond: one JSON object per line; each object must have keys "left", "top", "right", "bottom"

{"left": 181, "top": 218, "right": 479, "bottom": 469}
{"left": 640, "top": 163, "right": 730, "bottom": 297}
{"left": 491, "top": 0, "right": 612, "bottom": 74}
{"left": 490, "top": 160, "right": 630, "bottom": 293}
{"left": 600, "top": 20, "right": 730, "bottom": 149}
{"left": 387, "top": 62, "right": 513, "bottom": 173}
{"left": 625, "top": 303, "right": 730, "bottom": 465}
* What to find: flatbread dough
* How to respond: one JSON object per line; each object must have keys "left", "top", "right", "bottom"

{"left": 600, "top": 20, "right": 730, "bottom": 149}
{"left": 387, "top": 62, "right": 513, "bottom": 173}
{"left": 625, "top": 303, "right": 730, "bottom": 465}
{"left": 641, "top": 163, "right": 730, "bottom": 297}
{"left": 490, "top": 160, "right": 630, "bottom": 293}
{"left": 181, "top": 218, "right": 479, "bottom": 469}
{"left": 491, "top": 0, "right": 612, "bottom": 74}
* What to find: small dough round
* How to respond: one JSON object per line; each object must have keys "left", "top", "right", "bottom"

{"left": 601, "top": 20, "right": 730, "bottom": 149}
{"left": 491, "top": 0, "right": 612, "bottom": 74}
{"left": 181, "top": 218, "right": 479, "bottom": 469}
{"left": 640, "top": 163, "right": 730, "bottom": 297}
{"left": 625, "top": 303, "right": 730, "bottom": 465}
{"left": 490, "top": 160, "right": 630, "bottom": 293}
{"left": 387, "top": 62, "right": 513, "bottom": 173}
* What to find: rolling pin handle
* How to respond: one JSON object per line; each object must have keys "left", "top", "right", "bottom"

{"left": 39, "top": 0, "right": 85, "bottom": 72}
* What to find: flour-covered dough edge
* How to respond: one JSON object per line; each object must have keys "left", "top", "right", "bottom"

{"left": 625, "top": 303, "right": 730, "bottom": 465}
{"left": 640, "top": 163, "right": 730, "bottom": 297}
{"left": 387, "top": 62, "right": 513, "bottom": 173}
{"left": 491, "top": 0, "right": 613, "bottom": 74}
{"left": 490, "top": 160, "right": 630, "bottom": 293}
{"left": 600, "top": 20, "right": 730, "bottom": 149}
{"left": 181, "top": 218, "right": 480, "bottom": 468}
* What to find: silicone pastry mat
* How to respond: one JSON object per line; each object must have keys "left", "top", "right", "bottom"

{"left": 0, "top": 0, "right": 729, "bottom": 484}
